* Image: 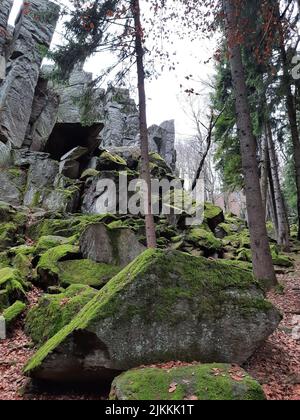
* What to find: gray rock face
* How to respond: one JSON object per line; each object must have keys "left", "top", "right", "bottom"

{"left": 0, "top": 0, "right": 59, "bottom": 148}
{"left": 26, "top": 78, "right": 60, "bottom": 152}
{"left": 23, "top": 158, "right": 59, "bottom": 207}
{"left": 0, "top": 141, "right": 11, "bottom": 167}
{"left": 80, "top": 223, "right": 146, "bottom": 267}
{"left": 101, "top": 87, "right": 139, "bottom": 148}
{"left": 12, "top": 149, "right": 50, "bottom": 167}
{"left": 0, "top": 0, "right": 12, "bottom": 80}
{"left": 0, "top": 167, "right": 26, "bottom": 206}
{"left": 59, "top": 159, "right": 80, "bottom": 180}
{"left": 148, "top": 120, "right": 177, "bottom": 170}
{"left": 24, "top": 249, "right": 281, "bottom": 384}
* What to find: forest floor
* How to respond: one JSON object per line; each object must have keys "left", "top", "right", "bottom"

{"left": 0, "top": 257, "right": 299, "bottom": 400}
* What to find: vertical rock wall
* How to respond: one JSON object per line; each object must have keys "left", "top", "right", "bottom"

{"left": 0, "top": 0, "right": 59, "bottom": 148}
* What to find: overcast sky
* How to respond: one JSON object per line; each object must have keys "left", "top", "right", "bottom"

{"left": 9, "top": 0, "right": 216, "bottom": 139}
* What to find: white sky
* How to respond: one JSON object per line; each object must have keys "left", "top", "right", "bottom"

{"left": 9, "top": 0, "right": 216, "bottom": 139}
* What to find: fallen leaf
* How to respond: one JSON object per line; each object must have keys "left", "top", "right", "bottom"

{"left": 168, "top": 382, "right": 177, "bottom": 393}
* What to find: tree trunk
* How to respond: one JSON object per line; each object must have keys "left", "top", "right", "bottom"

{"left": 267, "top": 157, "right": 279, "bottom": 239}
{"left": 223, "top": 0, "right": 276, "bottom": 287}
{"left": 275, "top": 2, "right": 300, "bottom": 240}
{"left": 266, "top": 121, "right": 290, "bottom": 251}
{"left": 132, "top": 0, "right": 156, "bottom": 248}
{"left": 260, "top": 134, "right": 268, "bottom": 217}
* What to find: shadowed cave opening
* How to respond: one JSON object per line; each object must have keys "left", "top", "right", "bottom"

{"left": 44, "top": 123, "right": 104, "bottom": 161}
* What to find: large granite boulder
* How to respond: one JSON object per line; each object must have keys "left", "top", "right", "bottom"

{"left": 110, "top": 364, "right": 266, "bottom": 400}
{"left": 79, "top": 223, "right": 146, "bottom": 267}
{"left": 24, "top": 249, "right": 281, "bottom": 384}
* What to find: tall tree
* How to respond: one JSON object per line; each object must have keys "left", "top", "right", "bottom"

{"left": 223, "top": 0, "right": 277, "bottom": 286}
{"left": 266, "top": 120, "right": 290, "bottom": 251}
{"left": 52, "top": 0, "right": 157, "bottom": 248}
{"left": 132, "top": 0, "right": 156, "bottom": 247}
{"left": 274, "top": 0, "right": 300, "bottom": 240}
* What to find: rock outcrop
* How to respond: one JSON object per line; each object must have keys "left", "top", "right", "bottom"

{"left": 0, "top": 0, "right": 60, "bottom": 148}
{"left": 24, "top": 249, "right": 281, "bottom": 384}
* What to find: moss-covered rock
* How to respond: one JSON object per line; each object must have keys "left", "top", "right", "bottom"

{"left": 0, "top": 267, "right": 27, "bottom": 306}
{"left": 80, "top": 223, "right": 146, "bottom": 267}
{"left": 186, "top": 228, "right": 222, "bottom": 252}
{"left": 35, "top": 235, "right": 76, "bottom": 254}
{"left": 28, "top": 213, "right": 117, "bottom": 241}
{"left": 204, "top": 203, "right": 225, "bottom": 231}
{"left": 25, "top": 284, "right": 98, "bottom": 346}
{"left": 80, "top": 169, "right": 100, "bottom": 180}
{"left": 2, "top": 300, "right": 26, "bottom": 326}
{"left": 98, "top": 150, "right": 127, "bottom": 170}
{"left": 0, "top": 222, "right": 18, "bottom": 251}
{"left": 110, "top": 364, "right": 266, "bottom": 400}
{"left": 272, "top": 254, "right": 293, "bottom": 268}
{"left": 36, "top": 245, "right": 80, "bottom": 288}
{"left": 24, "top": 249, "right": 280, "bottom": 384}
{"left": 13, "top": 253, "right": 32, "bottom": 278}
{"left": 56, "top": 259, "right": 121, "bottom": 288}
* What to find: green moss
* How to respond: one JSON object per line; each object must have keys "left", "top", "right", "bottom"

{"left": 110, "top": 364, "right": 266, "bottom": 400}
{"left": 0, "top": 252, "right": 10, "bottom": 268}
{"left": 99, "top": 151, "right": 127, "bottom": 166}
{"left": 13, "top": 253, "right": 32, "bottom": 278}
{"left": 186, "top": 228, "right": 222, "bottom": 251}
{"left": 28, "top": 214, "right": 117, "bottom": 241}
{"left": 204, "top": 203, "right": 223, "bottom": 220}
{"left": 2, "top": 300, "right": 26, "bottom": 325}
{"left": 36, "top": 245, "right": 80, "bottom": 287}
{"left": 0, "top": 267, "right": 27, "bottom": 301}
{"left": 25, "top": 284, "right": 98, "bottom": 345}
{"left": 24, "top": 250, "right": 271, "bottom": 375}
{"left": 0, "top": 289, "right": 10, "bottom": 311}
{"left": 0, "top": 222, "right": 18, "bottom": 251}
{"left": 56, "top": 259, "right": 121, "bottom": 288}
{"left": 272, "top": 254, "right": 293, "bottom": 268}
{"left": 219, "top": 259, "right": 252, "bottom": 271}
{"left": 107, "top": 220, "right": 128, "bottom": 230}
{"left": 31, "top": 191, "right": 41, "bottom": 207}
{"left": 80, "top": 169, "right": 100, "bottom": 180}
{"left": 35, "top": 235, "right": 76, "bottom": 254}
{"left": 9, "top": 245, "right": 35, "bottom": 256}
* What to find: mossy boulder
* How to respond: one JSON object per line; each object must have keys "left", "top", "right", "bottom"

{"left": 13, "top": 253, "right": 32, "bottom": 278}
{"left": 186, "top": 228, "right": 222, "bottom": 252}
{"left": 0, "top": 267, "right": 27, "bottom": 307}
{"left": 56, "top": 259, "right": 121, "bottom": 288}
{"left": 24, "top": 249, "right": 280, "bottom": 384}
{"left": 0, "top": 222, "right": 19, "bottom": 251}
{"left": 36, "top": 245, "right": 80, "bottom": 288}
{"left": 110, "top": 364, "right": 266, "bottom": 400}
{"left": 98, "top": 150, "right": 127, "bottom": 170}
{"left": 28, "top": 213, "right": 116, "bottom": 241}
{"left": 204, "top": 203, "right": 225, "bottom": 231}
{"left": 80, "top": 223, "right": 146, "bottom": 267}
{"left": 25, "top": 284, "right": 98, "bottom": 346}
{"left": 35, "top": 235, "right": 76, "bottom": 254}
{"left": 2, "top": 300, "right": 26, "bottom": 327}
